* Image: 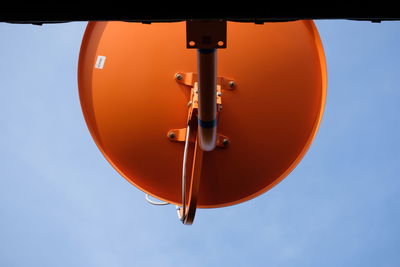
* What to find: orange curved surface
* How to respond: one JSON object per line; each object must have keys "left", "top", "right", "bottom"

{"left": 78, "top": 21, "right": 327, "bottom": 208}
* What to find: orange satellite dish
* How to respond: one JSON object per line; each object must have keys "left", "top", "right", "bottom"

{"left": 78, "top": 20, "right": 327, "bottom": 224}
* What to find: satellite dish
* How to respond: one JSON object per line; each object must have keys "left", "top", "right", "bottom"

{"left": 78, "top": 20, "right": 327, "bottom": 224}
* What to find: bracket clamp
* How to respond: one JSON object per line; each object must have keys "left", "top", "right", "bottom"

{"left": 186, "top": 20, "right": 227, "bottom": 49}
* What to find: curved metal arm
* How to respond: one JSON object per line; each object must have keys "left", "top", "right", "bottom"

{"left": 177, "top": 125, "right": 203, "bottom": 225}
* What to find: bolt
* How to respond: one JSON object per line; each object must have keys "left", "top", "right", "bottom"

{"left": 217, "top": 91, "right": 222, "bottom": 97}
{"left": 222, "top": 138, "right": 230, "bottom": 146}
{"left": 175, "top": 73, "right": 183, "bottom": 81}
{"left": 228, "top": 81, "right": 236, "bottom": 88}
{"left": 169, "top": 132, "right": 176, "bottom": 139}
{"left": 187, "top": 101, "right": 192, "bottom": 107}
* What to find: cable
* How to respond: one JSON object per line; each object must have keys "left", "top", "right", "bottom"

{"left": 145, "top": 194, "right": 169, "bottom": 206}
{"left": 177, "top": 124, "right": 191, "bottom": 221}
{"left": 145, "top": 124, "right": 191, "bottom": 222}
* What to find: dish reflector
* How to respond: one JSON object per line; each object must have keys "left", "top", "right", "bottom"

{"left": 78, "top": 21, "right": 326, "bottom": 208}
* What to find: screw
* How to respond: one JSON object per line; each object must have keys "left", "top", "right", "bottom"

{"left": 222, "top": 138, "right": 230, "bottom": 146}
{"left": 228, "top": 81, "right": 236, "bottom": 88}
{"left": 169, "top": 132, "right": 176, "bottom": 139}
{"left": 187, "top": 101, "right": 192, "bottom": 107}
{"left": 175, "top": 73, "right": 183, "bottom": 81}
{"left": 217, "top": 91, "right": 222, "bottom": 97}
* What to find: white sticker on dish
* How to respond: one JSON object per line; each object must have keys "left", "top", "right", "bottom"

{"left": 95, "top": 55, "right": 106, "bottom": 69}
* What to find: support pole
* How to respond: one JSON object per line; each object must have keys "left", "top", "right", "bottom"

{"left": 175, "top": 20, "right": 226, "bottom": 224}
{"left": 197, "top": 48, "right": 217, "bottom": 151}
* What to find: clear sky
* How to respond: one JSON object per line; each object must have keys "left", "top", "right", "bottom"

{"left": 0, "top": 20, "right": 399, "bottom": 267}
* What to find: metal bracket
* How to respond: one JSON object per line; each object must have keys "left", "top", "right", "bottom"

{"left": 168, "top": 127, "right": 230, "bottom": 148}
{"left": 168, "top": 78, "right": 232, "bottom": 148}
{"left": 186, "top": 20, "right": 227, "bottom": 49}
{"left": 175, "top": 72, "right": 236, "bottom": 91}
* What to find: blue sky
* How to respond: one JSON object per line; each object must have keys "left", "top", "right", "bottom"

{"left": 0, "top": 20, "right": 399, "bottom": 267}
